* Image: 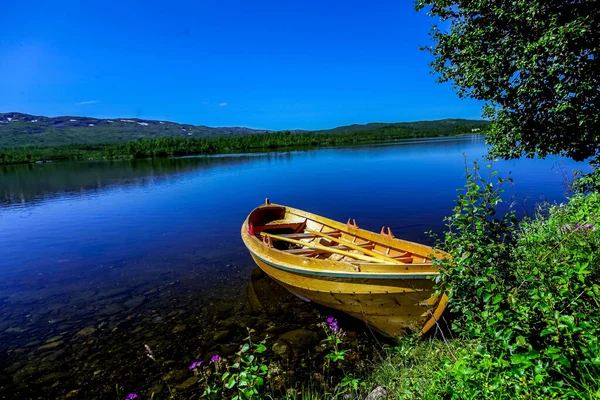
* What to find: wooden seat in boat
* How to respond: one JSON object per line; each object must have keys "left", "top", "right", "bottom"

{"left": 254, "top": 220, "right": 307, "bottom": 234}
{"left": 277, "top": 231, "right": 342, "bottom": 240}
{"left": 284, "top": 242, "right": 375, "bottom": 255}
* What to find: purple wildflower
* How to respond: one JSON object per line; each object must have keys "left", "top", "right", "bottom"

{"left": 211, "top": 354, "right": 221, "bottom": 362}
{"left": 584, "top": 224, "right": 597, "bottom": 231}
{"left": 327, "top": 317, "right": 339, "bottom": 332}
{"left": 125, "top": 394, "right": 138, "bottom": 400}
{"left": 188, "top": 361, "right": 203, "bottom": 370}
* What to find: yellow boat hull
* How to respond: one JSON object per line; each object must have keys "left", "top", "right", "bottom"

{"left": 241, "top": 202, "right": 449, "bottom": 338}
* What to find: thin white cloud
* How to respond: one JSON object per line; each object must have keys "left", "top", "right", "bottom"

{"left": 76, "top": 100, "right": 100, "bottom": 105}
{"left": 218, "top": 102, "right": 228, "bottom": 107}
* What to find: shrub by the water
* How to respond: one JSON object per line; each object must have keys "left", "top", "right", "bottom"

{"left": 367, "top": 164, "right": 600, "bottom": 399}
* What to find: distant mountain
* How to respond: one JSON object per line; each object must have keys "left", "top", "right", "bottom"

{"left": 0, "top": 112, "right": 487, "bottom": 148}
{"left": 0, "top": 112, "right": 270, "bottom": 148}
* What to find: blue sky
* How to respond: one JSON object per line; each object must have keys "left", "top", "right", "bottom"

{"left": 0, "top": 1, "right": 482, "bottom": 130}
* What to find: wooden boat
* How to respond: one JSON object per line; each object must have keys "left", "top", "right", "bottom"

{"left": 240, "top": 200, "right": 449, "bottom": 338}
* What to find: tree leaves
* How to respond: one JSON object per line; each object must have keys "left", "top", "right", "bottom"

{"left": 417, "top": 0, "right": 600, "bottom": 162}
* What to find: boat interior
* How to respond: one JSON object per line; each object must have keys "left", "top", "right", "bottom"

{"left": 247, "top": 205, "right": 430, "bottom": 265}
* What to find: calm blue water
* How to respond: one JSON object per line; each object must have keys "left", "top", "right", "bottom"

{"left": 0, "top": 135, "right": 580, "bottom": 277}
{"left": 0, "top": 135, "right": 586, "bottom": 397}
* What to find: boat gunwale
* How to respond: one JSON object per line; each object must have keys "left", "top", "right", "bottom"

{"left": 247, "top": 247, "right": 438, "bottom": 280}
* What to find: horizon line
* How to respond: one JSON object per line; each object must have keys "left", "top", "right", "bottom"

{"left": 0, "top": 110, "right": 488, "bottom": 132}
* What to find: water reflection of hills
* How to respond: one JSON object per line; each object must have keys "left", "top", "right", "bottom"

{"left": 0, "top": 154, "right": 276, "bottom": 206}
{"left": 0, "top": 136, "right": 485, "bottom": 207}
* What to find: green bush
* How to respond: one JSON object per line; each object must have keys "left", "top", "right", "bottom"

{"left": 573, "top": 162, "right": 600, "bottom": 195}
{"left": 430, "top": 163, "right": 600, "bottom": 398}
{"left": 365, "top": 166, "right": 599, "bottom": 399}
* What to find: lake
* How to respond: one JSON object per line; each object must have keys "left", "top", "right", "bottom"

{"left": 0, "top": 135, "right": 584, "bottom": 398}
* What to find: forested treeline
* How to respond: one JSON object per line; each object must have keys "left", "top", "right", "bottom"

{"left": 0, "top": 125, "right": 482, "bottom": 165}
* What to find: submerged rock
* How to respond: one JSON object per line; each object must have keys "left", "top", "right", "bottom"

{"left": 97, "top": 287, "right": 129, "bottom": 300}
{"left": 220, "top": 316, "right": 239, "bottom": 328}
{"left": 265, "top": 324, "right": 289, "bottom": 335}
{"left": 212, "top": 330, "right": 233, "bottom": 343}
{"left": 4, "top": 326, "right": 29, "bottom": 334}
{"left": 161, "top": 369, "right": 187, "bottom": 382}
{"left": 42, "top": 349, "right": 66, "bottom": 362}
{"left": 36, "top": 372, "right": 69, "bottom": 384}
{"left": 219, "top": 344, "right": 238, "bottom": 356}
{"left": 172, "top": 324, "right": 187, "bottom": 334}
{"left": 124, "top": 296, "right": 146, "bottom": 309}
{"left": 296, "top": 311, "right": 315, "bottom": 322}
{"left": 38, "top": 341, "right": 64, "bottom": 351}
{"left": 176, "top": 376, "right": 198, "bottom": 390}
{"left": 99, "top": 303, "right": 124, "bottom": 316}
{"left": 5, "top": 362, "right": 23, "bottom": 375}
{"left": 45, "top": 335, "right": 63, "bottom": 343}
{"left": 279, "top": 329, "right": 318, "bottom": 352}
{"left": 215, "top": 302, "right": 235, "bottom": 318}
{"left": 271, "top": 339, "right": 293, "bottom": 360}
{"left": 76, "top": 327, "right": 96, "bottom": 337}
{"left": 235, "top": 316, "right": 254, "bottom": 329}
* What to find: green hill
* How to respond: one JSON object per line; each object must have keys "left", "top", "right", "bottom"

{"left": 0, "top": 112, "right": 488, "bottom": 148}
{"left": 319, "top": 119, "right": 489, "bottom": 135}
{"left": 0, "top": 112, "right": 268, "bottom": 148}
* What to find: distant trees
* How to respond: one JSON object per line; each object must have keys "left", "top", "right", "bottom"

{"left": 0, "top": 126, "right": 478, "bottom": 165}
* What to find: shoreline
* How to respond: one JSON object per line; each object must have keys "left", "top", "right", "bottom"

{"left": 0, "top": 131, "right": 484, "bottom": 166}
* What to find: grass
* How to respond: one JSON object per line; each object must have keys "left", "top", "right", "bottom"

{"left": 365, "top": 337, "right": 458, "bottom": 399}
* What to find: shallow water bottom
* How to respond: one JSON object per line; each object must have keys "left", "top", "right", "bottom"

{"left": 0, "top": 256, "right": 387, "bottom": 399}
